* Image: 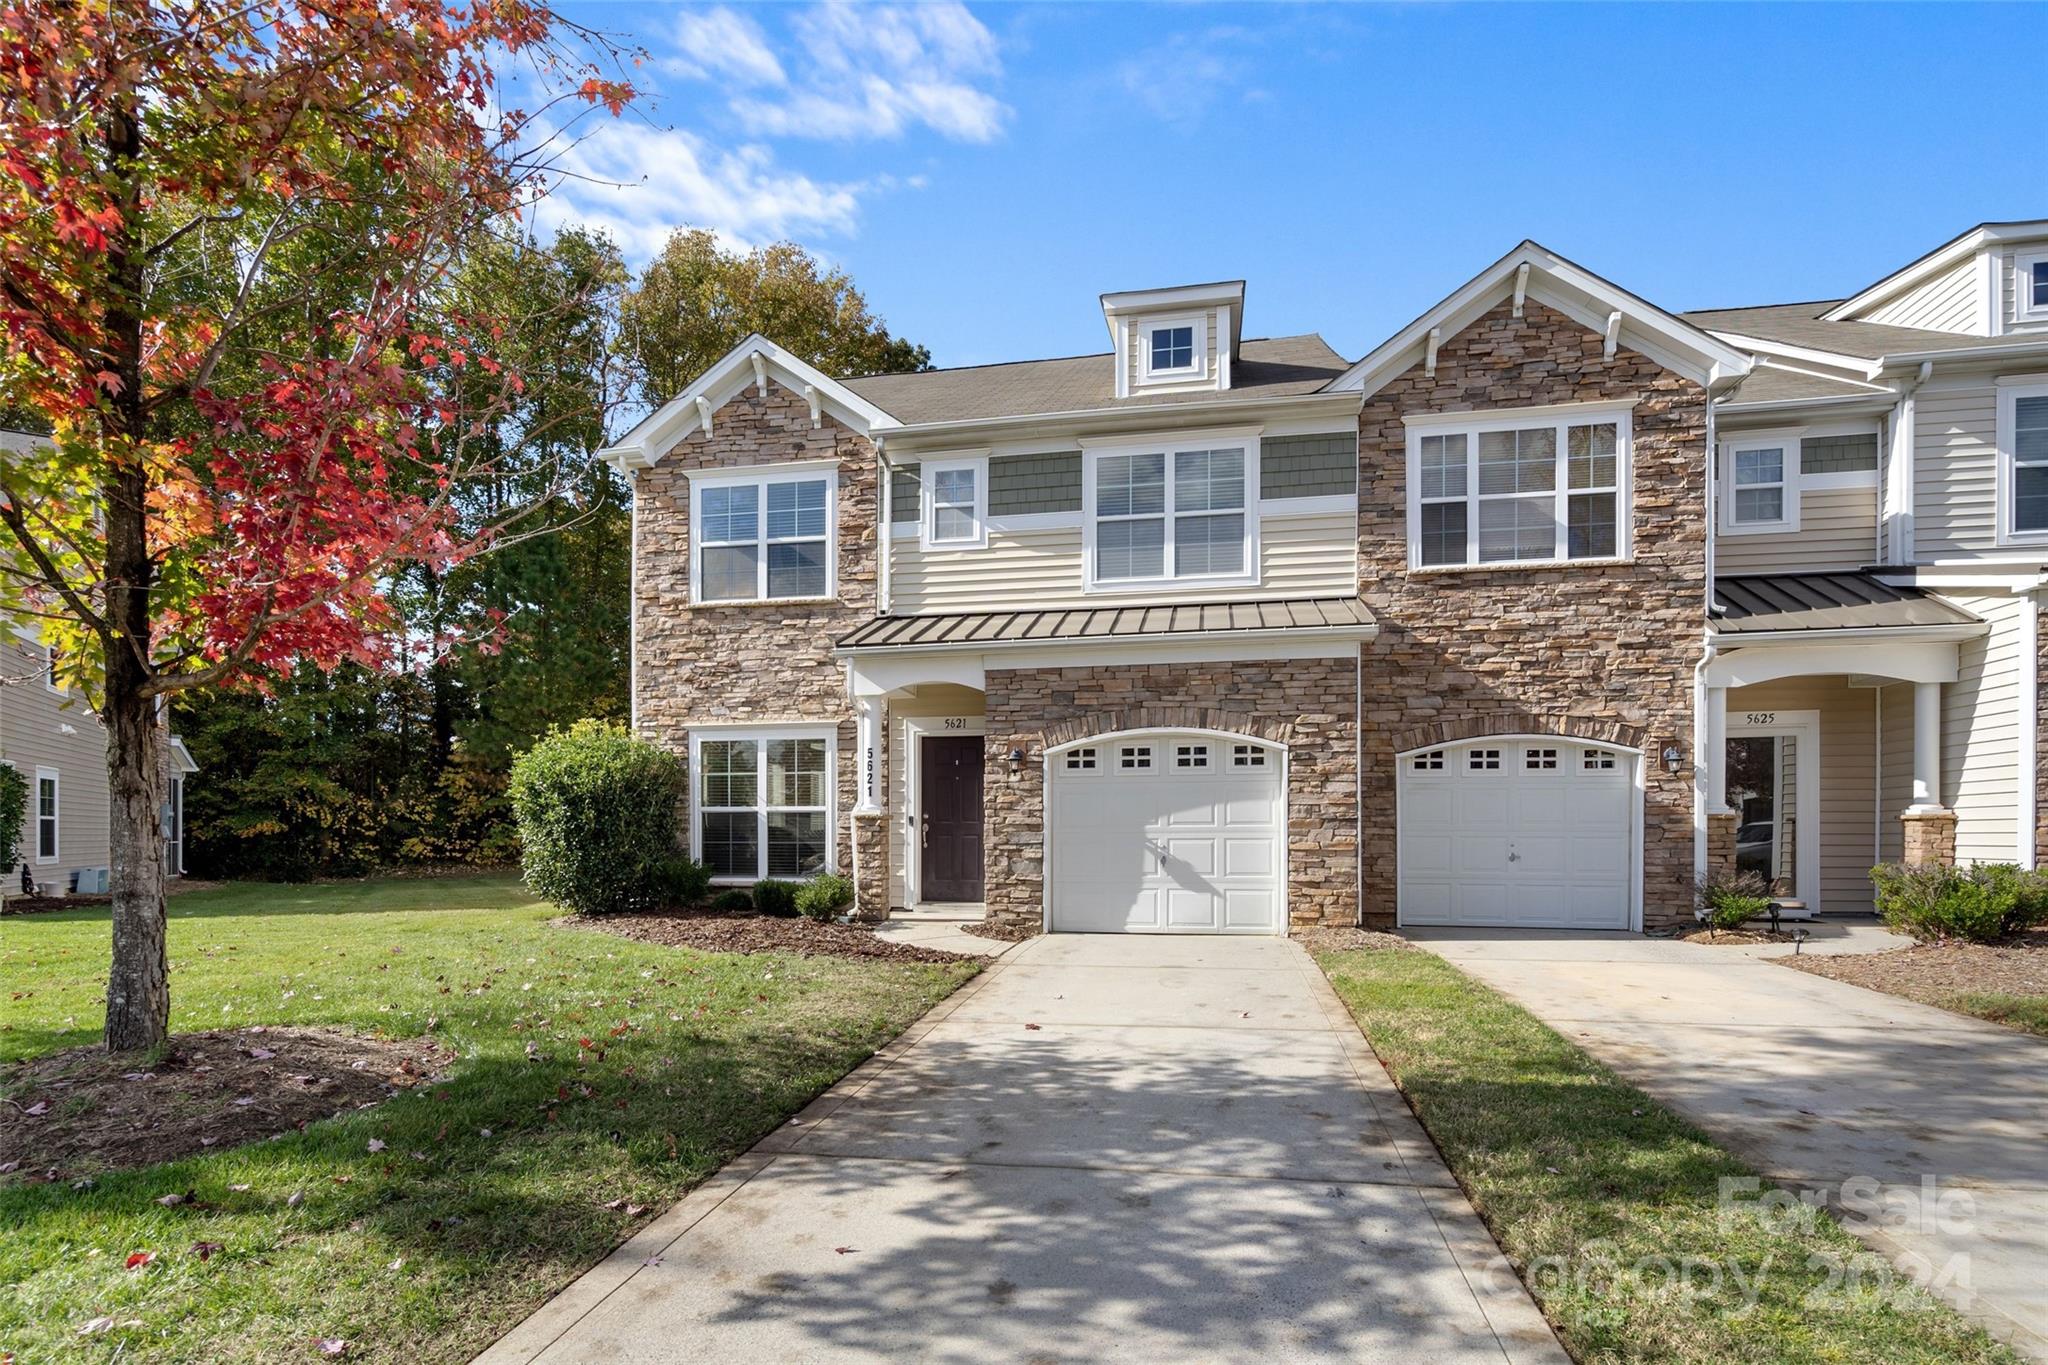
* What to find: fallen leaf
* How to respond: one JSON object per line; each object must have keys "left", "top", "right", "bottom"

{"left": 78, "top": 1317, "right": 115, "bottom": 1336}
{"left": 603, "top": 1197, "right": 627, "bottom": 1211}
{"left": 1023, "top": 1023, "right": 1041, "bottom": 1031}
{"left": 287, "top": 1191, "right": 305, "bottom": 1207}
{"left": 0, "top": 1160, "right": 18, "bottom": 1174}
{"left": 155, "top": 1192, "right": 189, "bottom": 1207}
{"left": 125, "top": 1251, "right": 156, "bottom": 1270}
{"left": 232, "top": 1097, "right": 255, "bottom": 1107}
{"left": 248, "top": 1047, "right": 276, "bottom": 1060}
{"left": 191, "top": 1241, "right": 224, "bottom": 1261}
{"left": 23, "top": 1101, "right": 47, "bottom": 1117}
{"left": 625, "top": 1203, "right": 648, "bottom": 1217}
{"left": 833, "top": 1246, "right": 857, "bottom": 1255}
{"left": 366, "top": 1139, "right": 386, "bottom": 1153}
{"left": 388, "top": 1257, "right": 405, "bottom": 1271}
{"left": 315, "top": 1338, "right": 349, "bottom": 1357}
{"left": 229, "top": 1184, "right": 252, "bottom": 1193}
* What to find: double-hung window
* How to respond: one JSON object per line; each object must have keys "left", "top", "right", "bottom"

{"left": 1407, "top": 406, "right": 1631, "bottom": 568}
{"left": 693, "top": 466, "right": 835, "bottom": 604}
{"left": 694, "top": 728, "right": 833, "bottom": 881}
{"left": 2001, "top": 381, "right": 2048, "bottom": 541}
{"left": 1087, "top": 436, "right": 1257, "bottom": 588}
{"left": 1722, "top": 437, "right": 1794, "bottom": 532}
{"left": 34, "top": 768, "right": 58, "bottom": 862}
{"left": 920, "top": 455, "right": 987, "bottom": 550}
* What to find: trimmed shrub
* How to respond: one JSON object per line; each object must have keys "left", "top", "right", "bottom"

{"left": 508, "top": 720, "right": 701, "bottom": 915}
{"left": 1695, "top": 869, "right": 1775, "bottom": 931}
{"left": 711, "top": 888, "right": 754, "bottom": 912}
{"left": 653, "top": 855, "right": 712, "bottom": 907}
{"left": 751, "top": 879, "right": 799, "bottom": 918}
{"left": 0, "top": 762, "right": 26, "bottom": 876}
{"left": 795, "top": 873, "right": 854, "bottom": 922}
{"left": 1870, "top": 861, "right": 2048, "bottom": 943}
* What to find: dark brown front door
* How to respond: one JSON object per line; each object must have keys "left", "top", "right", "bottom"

{"left": 920, "top": 735, "right": 985, "bottom": 903}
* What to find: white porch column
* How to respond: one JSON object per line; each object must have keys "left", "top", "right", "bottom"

{"left": 1909, "top": 680, "right": 1944, "bottom": 812}
{"left": 854, "top": 695, "right": 883, "bottom": 815}
{"left": 1705, "top": 684, "right": 1732, "bottom": 814}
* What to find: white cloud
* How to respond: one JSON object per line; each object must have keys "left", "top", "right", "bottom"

{"left": 673, "top": 1, "right": 1010, "bottom": 144}
{"left": 1114, "top": 28, "right": 1257, "bottom": 129}
{"left": 662, "top": 8, "right": 786, "bottom": 88}
{"left": 533, "top": 120, "right": 866, "bottom": 261}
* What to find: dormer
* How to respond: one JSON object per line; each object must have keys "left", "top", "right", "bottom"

{"left": 1822, "top": 219, "right": 2048, "bottom": 337}
{"left": 1102, "top": 280, "right": 1245, "bottom": 399}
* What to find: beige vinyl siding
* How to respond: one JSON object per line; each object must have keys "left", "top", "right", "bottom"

{"left": 1911, "top": 381, "right": 2000, "bottom": 558}
{"left": 1716, "top": 485, "right": 1878, "bottom": 574}
{"left": 1866, "top": 256, "right": 1982, "bottom": 334}
{"left": 885, "top": 685, "right": 986, "bottom": 908}
{"left": 1878, "top": 682, "right": 1912, "bottom": 864}
{"left": 888, "top": 509, "right": 1358, "bottom": 615}
{"left": 1127, "top": 306, "right": 1222, "bottom": 392}
{"left": 1726, "top": 676, "right": 1877, "bottom": 913}
{"left": 1942, "top": 592, "right": 2027, "bottom": 864}
{"left": 2001, "top": 247, "right": 2048, "bottom": 332}
{"left": 1, "top": 639, "right": 113, "bottom": 888}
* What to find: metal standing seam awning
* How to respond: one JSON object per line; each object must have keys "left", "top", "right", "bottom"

{"left": 835, "top": 596, "right": 1376, "bottom": 654}
{"left": 1712, "top": 572, "right": 1983, "bottom": 636}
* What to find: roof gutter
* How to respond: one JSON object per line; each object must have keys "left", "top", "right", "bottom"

{"left": 871, "top": 389, "right": 1363, "bottom": 447}
{"left": 1707, "top": 621, "right": 1988, "bottom": 647}
{"left": 832, "top": 620, "right": 1380, "bottom": 660}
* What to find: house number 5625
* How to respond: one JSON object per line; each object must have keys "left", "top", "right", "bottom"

{"left": 1744, "top": 712, "right": 1775, "bottom": 725}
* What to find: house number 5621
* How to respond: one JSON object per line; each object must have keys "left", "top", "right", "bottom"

{"left": 942, "top": 717, "right": 969, "bottom": 730}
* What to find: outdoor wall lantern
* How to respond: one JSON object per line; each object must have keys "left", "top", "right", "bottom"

{"left": 1661, "top": 744, "right": 1685, "bottom": 773}
{"left": 1007, "top": 747, "right": 1026, "bottom": 769}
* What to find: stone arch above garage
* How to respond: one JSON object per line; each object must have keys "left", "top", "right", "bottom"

{"left": 1391, "top": 712, "right": 1646, "bottom": 757}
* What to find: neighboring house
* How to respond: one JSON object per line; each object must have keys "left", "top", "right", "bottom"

{"left": 606, "top": 220, "right": 2048, "bottom": 935}
{"left": 1, "top": 432, "right": 198, "bottom": 897}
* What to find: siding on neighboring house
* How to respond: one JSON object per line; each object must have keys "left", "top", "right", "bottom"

{"left": 1, "top": 638, "right": 112, "bottom": 890}
{"left": 1724, "top": 675, "right": 1878, "bottom": 914}
{"left": 1943, "top": 591, "right": 2029, "bottom": 864}
{"left": 883, "top": 683, "right": 986, "bottom": 909}
{"left": 1716, "top": 485, "right": 1879, "bottom": 574}
{"left": 888, "top": 508, "right": 1359, "bottom": 614}
{"left": 1866, "top": 256, "right": 1983, "bottom": 334}
{"left": 1911, "top": 380, "right": 2000, "bottom": 559}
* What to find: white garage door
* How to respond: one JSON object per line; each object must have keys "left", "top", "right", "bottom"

{"left": 1049, "top": 734, "right": 1283, "bottom": 934}
{"left": 1398, "top": 740, "right": 1634, "bottom": 929}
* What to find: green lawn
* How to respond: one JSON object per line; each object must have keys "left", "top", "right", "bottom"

{"left": 1316, "top": 945, "right": 2017, "bottom": 1365}
{"left": 0, "top": 875, "right": 978, "bottom": 1363}
{"left": 1951, "top": 992, "right": 2048, "bottom": 1036}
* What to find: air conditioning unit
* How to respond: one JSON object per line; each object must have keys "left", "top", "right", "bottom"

{"left": 71, "top": 867, "right": 110, "bottom": 895}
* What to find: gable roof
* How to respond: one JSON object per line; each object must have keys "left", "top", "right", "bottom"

{"left": 1820, "top": 218, "right": 2048, "bottom": 323}
{"left": 1717, "top": 361, "right": 1895, "bottom": 409}
{"left": 841, "top": 334, "right": 1346, "bottom": 428}
{"left": 1326, "top": 241, "right": 1752, "bottom": 398}
{"left": 1683, "top": 301, "right": 2025, "bottom": 362}
{"left": 597, "top": 334, "right": 900, "bottom": 470}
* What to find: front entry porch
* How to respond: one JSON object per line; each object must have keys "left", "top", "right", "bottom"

{"left": 1704, "top": 573, "right": 1993, "bottom": 913}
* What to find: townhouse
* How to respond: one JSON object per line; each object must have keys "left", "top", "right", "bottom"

{"left": 605, "top": 220, "right": 2048, "bottom": 935}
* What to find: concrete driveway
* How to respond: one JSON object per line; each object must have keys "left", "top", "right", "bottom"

{"left": 1410, "top": 928, "right": 2048, "bottom": 1361}
{"left": 479, "top": 934, "right": 1564, "bottom": 1365}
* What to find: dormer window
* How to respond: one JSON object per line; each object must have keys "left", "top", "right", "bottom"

{"left": 2020, "top": 252, "right": 2048, "bottom": 324}
{"left": 1139, "top": 317, "right": 1206, "bottom": 383}
{"left": 1150, "top": 325, "right": 1194, "bottom": 372}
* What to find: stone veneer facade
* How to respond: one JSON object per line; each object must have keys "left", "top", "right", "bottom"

{"left": 631, "top": 384, "right": 879, "bottom": 878}
{"left": 981, "top": 660, "right": 1360, "bottom": 931}
{"left": 1355, "top": 300, "right": 1710, "bottom": 929}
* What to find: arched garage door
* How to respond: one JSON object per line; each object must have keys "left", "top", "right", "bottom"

{"left": 1048, "top": 732, "right": 1283, "bottom": 934}
{"left": 1397, "top": 738, "right": 1636, "bottom": 929}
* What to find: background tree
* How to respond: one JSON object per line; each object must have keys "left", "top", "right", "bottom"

{"left": 0, "top": 0, "right": 633, "bottom": 1050}
{"left": 624, "top": 229, "right": 932, "bottom": 406}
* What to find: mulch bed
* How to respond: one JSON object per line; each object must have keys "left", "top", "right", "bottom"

{"left": 1295, "top": 927, "right": 1417, "bottom": 954}
{"left": 960, "top": 920, "right": 1036, "bottom": 944}
{"left": 2, "top": 879, "right": 227, "bottom": 916}
{"left": 565, "top": 908, "right": 967, "bottom": 963}
{"left": 0, "top": 1027, "right": 454, "bottom": 1183}
{"left": 1680, "top": 927, "right": 1798, "bottom": 945}
{"left": 1775, "top": 928, "right": 2048, "bottom": 1012}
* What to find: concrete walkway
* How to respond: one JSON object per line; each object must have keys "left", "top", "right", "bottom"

{"left": 479, "top": 934, "right": 1565, "bottom": 1364}
{"left": 1410, "top": 928, "right": 2048, "bottom": 1361}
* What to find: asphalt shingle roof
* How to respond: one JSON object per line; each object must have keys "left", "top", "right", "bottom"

{"left": 1719, "top": 365, "right": 1892, "bottom": 405}
{"left": 1683, "top": 302, "right": 2024, "bottom": 361}
{"left": 842, "top": 335, "right": 1348, "bottom": 426}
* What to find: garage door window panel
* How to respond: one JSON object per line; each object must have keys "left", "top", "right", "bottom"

{"left": 1408, "top": 408, "right": 1632, "bottom": 569}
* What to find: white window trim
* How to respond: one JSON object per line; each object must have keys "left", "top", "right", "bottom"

{"left": 43, "top": 644, "right": 62, "bottom": 694}
{"left": 919, "top": 453, "right": 989, "bottom": 552}
{"left": 34, "top": 766, "right": 58, "bottom": 864}
{"left": 1719, "top": 430, "right": 1801, "bottom": 535}
{"left": 1402, "top": 402, "right": 1635, "bottom": 571}
{"left": 687, "top": 723, "right": 838, "bottom": 885}
{"left": 2016, "top": 251, "right": 2048, "bottom": 325}
{"left": 1081, "top": 429, "right": 1262, "bottom": 593}
{"left": 1137, "top": 314, "right": 1208, "bottom": 385}
{"left": 1996, "top": 379, "right": 2048, "bottom": 546}
{"left": 687, "top": 460, "right": 839, "bottom": 607}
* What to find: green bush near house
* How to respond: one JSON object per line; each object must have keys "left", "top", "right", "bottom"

{"left": 507, "top": 720, "right": 703, "bottom": 915}
{"left": 1870, "top": 861, "right": 2048, "bottom": 943}
{"left": 1694, "top": 868, "right": 1775, "bottom": 931}
{"left": 751, "top": 878, "right": 799, "bottom": 918}
{"left": 795, "top": 873, "right": 854, "bottom": 922}
{"left": 711, "top": 888, "right": 754, "bottom": 912}
{"left": 0, "top": 761, "right": 26, "bottom": 874}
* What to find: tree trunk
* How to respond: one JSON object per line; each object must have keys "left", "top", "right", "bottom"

{"left": 100, "top": 87, "right": 169, "bottom": 1053}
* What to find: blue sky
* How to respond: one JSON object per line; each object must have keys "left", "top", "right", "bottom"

{"left": 546, "top": 2, "right": 2048, "bottom": 369}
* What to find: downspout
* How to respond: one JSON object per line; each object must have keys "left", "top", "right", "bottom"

{"left": 1885, "top": 361, "right": 1933, "bottom": 564}
{"left": 875, "top": 437, "right": 892, "bottom": 618}
{"left": 627, "top": 465, "right": 640, "bottom": 734}
{"left": 1693, "top": 390, "right": 1723, "bottom": 891}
